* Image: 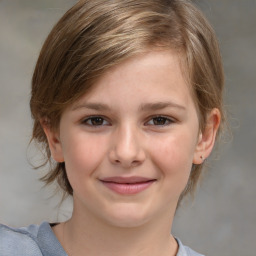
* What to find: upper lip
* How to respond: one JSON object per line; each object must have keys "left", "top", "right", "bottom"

{"left": 99, "top": 176, "right": 156, "bottom": 184}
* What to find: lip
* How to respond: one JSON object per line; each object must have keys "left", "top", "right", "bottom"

{"left": 99, "top": 176, "right": 157, "bottom": 195}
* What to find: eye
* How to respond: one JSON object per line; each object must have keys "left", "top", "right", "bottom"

{"left": 82, "top": 116, "right": 110, "bottom": 126}
{"left": 146, "top": 116, "right": 173, "bottom": 126}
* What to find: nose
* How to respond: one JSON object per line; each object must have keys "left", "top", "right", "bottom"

{"left": 109, "top": 124, "right": 146, "bottom": 168}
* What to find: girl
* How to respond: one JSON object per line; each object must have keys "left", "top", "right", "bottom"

{"left": 0, "top": 0, "right": 224, "bottom": 255}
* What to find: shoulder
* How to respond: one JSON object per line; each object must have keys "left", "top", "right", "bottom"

{"left": 0, "top": 222, "right": 67, "bottom": 256}
{"left": 176, "top": 238, "right": 205, "bottom": 256}
{"left": 0, "top": 223, "right": 43, "bottom": 256}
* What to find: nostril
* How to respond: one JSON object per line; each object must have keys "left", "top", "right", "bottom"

{"left": 131, "top": 160, "right": 141, "bottom": 166}
{"left": 108, "top": 142, "right": 146, "bottom": 167}
{"left": 112, "top": 158, "right": 141, "bottom": 168}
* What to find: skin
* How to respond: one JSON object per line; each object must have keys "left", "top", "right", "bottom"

{"left": 43, "top": 49, "right": 220, "bottom": 256}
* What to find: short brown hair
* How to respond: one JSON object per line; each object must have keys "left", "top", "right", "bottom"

{"left": 30, "top": 0, "right": 224, "bottom": 201}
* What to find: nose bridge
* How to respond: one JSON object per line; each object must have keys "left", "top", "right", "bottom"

{"left": 118, "top": 122, "right": 137, "bottom": 153}
{"left": 110, "top": 121, "right": 145, "bottom": 167}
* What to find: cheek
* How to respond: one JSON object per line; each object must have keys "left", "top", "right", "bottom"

{"left": 61, "top": 133, "right": 108, "bottom": 183}
{"left": 150, "top": 132, "right": 197, "bottom": 190}
{"left": 153, "top": 133, "right": 195, "bottom": 166}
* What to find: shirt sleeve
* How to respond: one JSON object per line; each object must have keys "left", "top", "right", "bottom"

{"left": 0, "top": 224, "right": 43, "bottom": 256}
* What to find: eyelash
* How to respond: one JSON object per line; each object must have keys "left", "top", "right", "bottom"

{"left": 81, "top": 115, "right": 175, "bottom": 127}
{"left": 81, "top": 116, "right": 110, "bottom": 126}
{"left": 145, "top": 116, "right": 174, "bottom": 126}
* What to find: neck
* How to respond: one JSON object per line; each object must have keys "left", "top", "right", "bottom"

{"left": 54, "top": 201, "right": 178, "bottom": 256}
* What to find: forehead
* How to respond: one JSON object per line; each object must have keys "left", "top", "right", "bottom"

{"left": 72, "top": 49, "right": 195, "bottom": 110}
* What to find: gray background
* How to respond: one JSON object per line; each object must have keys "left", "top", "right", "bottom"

{"left": 0, "top": 1, "right": 255, "bottom": 255}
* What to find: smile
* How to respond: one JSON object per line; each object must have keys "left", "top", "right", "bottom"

{"left": 99, "top": 176, "right": 157, "bottom": 195}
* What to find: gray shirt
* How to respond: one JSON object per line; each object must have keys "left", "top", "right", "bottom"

{"left": 0, "top": 222, "right": 204, "bottom": 256}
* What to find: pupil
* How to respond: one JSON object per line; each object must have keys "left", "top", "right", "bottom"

{"left": 154, "top": 117, "right": 166, "bottom": 125}
{"left": 92, "top": 117, "right": 103, "bottom": 125}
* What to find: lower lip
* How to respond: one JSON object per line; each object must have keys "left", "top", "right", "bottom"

{"left": 101, "top": 180, "right": 155, "bottom": 195}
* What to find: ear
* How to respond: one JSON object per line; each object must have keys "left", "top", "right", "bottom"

{"left": 193, "top": 108, "right": 221, "bottom": 164}
{"left": 40, "top": 119, "right": 64, "bottom": 163}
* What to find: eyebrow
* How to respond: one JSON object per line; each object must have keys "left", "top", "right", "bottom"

{"left": 72, "top": 103, "right": 111, "bottom": 111}
{"left": 139, "top": 102, "right": 186, "bottom": 112}
{"left": 72, "top": 101, "right": 186, "bottom": 112}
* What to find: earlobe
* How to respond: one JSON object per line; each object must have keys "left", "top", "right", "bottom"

{"left": 193, "top": 108, "right": 221, "bottom": 164}
{"left": 40, "top": 119, "right": 64, "bottom": 163}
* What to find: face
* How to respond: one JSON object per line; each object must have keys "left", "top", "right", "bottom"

{"left": 46, "top": 50, "right": 217, "bottom": 228}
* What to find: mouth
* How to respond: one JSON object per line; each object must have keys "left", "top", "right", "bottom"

{"left": 99, "top": 176, "right": 157, "bottom": 195}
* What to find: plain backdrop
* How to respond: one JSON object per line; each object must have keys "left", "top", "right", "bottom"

{"left": 0, "top": 1, "right": 255, "bottom": 256}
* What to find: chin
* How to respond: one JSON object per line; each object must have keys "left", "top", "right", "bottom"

{"left": 102, "top": 205, "right": 153, "bottom": 228}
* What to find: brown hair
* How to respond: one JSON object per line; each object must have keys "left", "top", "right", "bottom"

{"left": 30, "top": 0, "right": 224, "bottom": 201}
